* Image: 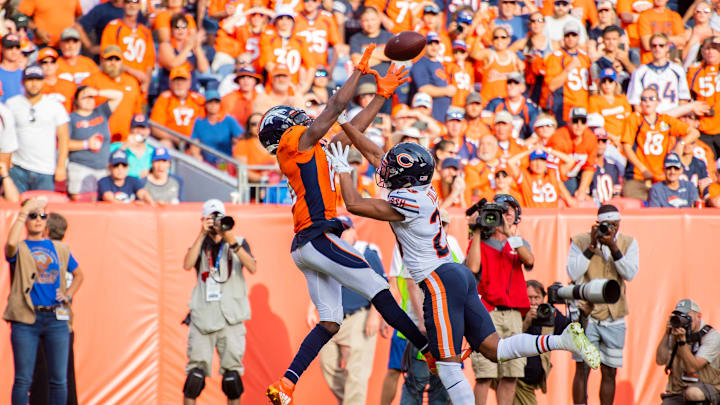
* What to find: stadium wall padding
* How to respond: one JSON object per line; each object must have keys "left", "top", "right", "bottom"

{"left": 0, "top": 203, "right": 718, "bottom": 405}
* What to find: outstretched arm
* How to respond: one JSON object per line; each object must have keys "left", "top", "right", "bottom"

{"left": 298, "top": 44, "right": 376, "bottom": 151}
{"left": 338, "top": 114, "right": 384, "bottom": 168}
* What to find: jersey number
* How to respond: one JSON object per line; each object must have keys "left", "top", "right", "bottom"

{"left": 566, "top": 68, "right": 589, "bottom": 91}
{"left": 531, "top": 181, "right": 558, "bottom": 203}
{"left": 595, "top": 174, "right": 615, "bottom": 203}
{"left": 173, "top": 107, "right": 195, "bottom": 127}
{"left": 697, "top": 75, "right": 720, "bottom": 97}
{"left": 429, "top": 209, "right": 449, "bottom": 258}
{"left": 297, "top": 30, "right": 328, "bottom": 54}
{"left": 273, "top": 48, "right": 301, "bottom": 73}
{"left": 648, "top": 82, "right": 677, "bottom": 104}
{"left": 642, "top": 131, "right": 665, "bottom": 156}
{"left": 122, "top": 37, "right": 146, "bottom": 63}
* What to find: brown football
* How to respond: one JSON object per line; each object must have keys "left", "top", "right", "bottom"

{"left": 384, "top": 31, "right": 426, "bottom": 61}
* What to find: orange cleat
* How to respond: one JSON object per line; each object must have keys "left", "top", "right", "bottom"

{"left": 266, "top": 377, "right": 295, "bottom": 405}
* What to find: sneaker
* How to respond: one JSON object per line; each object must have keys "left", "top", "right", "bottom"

{"left": 423, "top": 350, "right": 439, "bottom": 375}
{"left": 561, "top": 322, "right": 600, "bottom": 369}
{"left": 266, "top": 377, "right": 295, "bottom": 405}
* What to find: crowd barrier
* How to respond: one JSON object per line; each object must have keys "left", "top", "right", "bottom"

{"left": 0, "top": 203, "right": 718, "bottom": 405}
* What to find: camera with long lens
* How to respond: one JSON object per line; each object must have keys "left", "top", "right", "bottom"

{"left": 547, "top": 279, "right": 621, "bottom": 305}
{"left": 669, "top": 311, "right": 692, "bottom": 330}
{"left": 211, "top": 214, "right": 235, "bottom": 231}
{"left": 597, "top": 221, "right": 614, "bottom": 237}
{"left": 533, "top": 303, "right": 556, "bottom": 327}
{"left": 466, "top": 199, "right": 507, "bottom": 237}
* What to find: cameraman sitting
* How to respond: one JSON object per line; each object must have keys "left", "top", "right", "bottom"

{"left": 466, "top": 194, "right": 535, "bottom": 405}
{"left": 181, "top": 199, "right": 257, "bottom": 405}
{"left": 656, "top": 299, "right": 720, "bottom": 405}
{"left": 567, "top": 204, "right": 639, "bottom": 405}
{"left": 515, "top": 280, "right": 571, "bottom": 405}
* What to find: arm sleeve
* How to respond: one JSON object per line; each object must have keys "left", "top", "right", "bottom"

{"left": 79, "top": 6, "right": 98, "bottom": 32}
{"left": 637, "top": 13, "right": 651, "bottom": 38}
{"left": 55, "top": 104, "right": 70, "bottom": 126}
{"left": 349, "top": 33, "right": 362, "bottom": 55}
{"left": 97, "top": 177, "right": 111, "bottom": 198}
{"left": 567, "top": 241, "right": 591, "bottom": 283}
{"left": 0, "top": 109, "right": 18, "bottom": 153}
{"left": 676, "top": 67, "right": 692, "bottom": 101}
{"left": 614, "top": 238, "right": 639, "bottom": 281}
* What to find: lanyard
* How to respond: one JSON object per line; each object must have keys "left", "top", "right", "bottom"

{"left": 205, "top": 242, "right": 233, "bottom": 283}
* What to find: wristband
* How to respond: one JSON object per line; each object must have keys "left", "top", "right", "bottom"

{"left": 583, "top": 247, "right": 595, "bottom": 260}
{"left": 507, "top": 236, "right": 523, "bottom": 249}
{"left": 677, "top": 341, "right": 687, "bottom": 346}
{"left": 229, "top": 242, "right": 240, "bottom": 250}
{"left": 83, "top": 140, "right": 89, "bottom": 150}
{"left": 611, "top": 250, "right": 623, "bottom": 261}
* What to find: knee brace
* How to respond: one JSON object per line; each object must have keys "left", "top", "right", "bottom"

{"left": 182, "top": 368, "right": 205, "bottom": 399}
{"left": 221, "top": 370, "right": 244, "bottom": 400}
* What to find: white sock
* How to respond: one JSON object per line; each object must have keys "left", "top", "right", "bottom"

{"left": 437, "top": 361, "right": 474, "bottom": 405}
{"left": 497, "top": 333, "right": 560, "bottom": 362}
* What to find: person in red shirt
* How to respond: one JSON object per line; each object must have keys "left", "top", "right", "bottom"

{"left": 150, "top": 67, "right": 206, "bottom": 147}
{"left": 38, "top": 48, "right": 76, "bottom": 113}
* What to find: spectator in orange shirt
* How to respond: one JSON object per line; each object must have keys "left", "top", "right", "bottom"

{"left": 414, "top": 3, "right": 452, "bottom": 63}
{"left": 212, "top": 6, "right": 273, "bottom": 73}
{"left": 588, "top": 68, "right": 632, "bottom": 141}
{"left": 295, "top": 0, "right": 343, "bottom": 70}
{"left": 221, "top": 66, "right": 261, "bottom": 131}
{"left": 493, "top": 111, "right": 527, "bottom": 159}
{"left": 18, "top": 0, "right": 82, "bottom": 47}
{"left": 38, "top": 48, "right": 76, "bottom": 113}
{"left": 464, "top": 92, "right": 492, "bottom": 141}
{"left": 465, "top": 134, "right": 507, "bottom": 201}
{"left": 254, "top": 64, "right": 304, "bottom": 114}
{"left": 472, "top": 26, "right": 523, "bottom": 107}
{"left": 56, "top": 28, "right": 100, "bottom": 85}
{"left": 158, "top": 13, "right": 210, "bottom": 93}
{"left": 445, "top": 40, "right": 474, "bottom": 108}
{"left": 150, "top": 67, "right": 206, "bottom": 147}
{"left": 433, "top": 157, "right": 467, "bottom": 208}
{"left": 154, "top": 0, "right": 198, "bottom": 43}
{"left": 368, "top": 0, "right": 424, "bottom": 34}
{"left": 101, "top": 0, "right": 156, "bottom": 93}
{"left": 233, "top": 112, "right": 277, "bottom": 183}
{"left": 617, "top": 0, "right": 654, "bottom": 49}
{"left": 687, "top": 36, "right": 720, "bottom": 158}
{"left": 258, "top": 6, "right": 314, "bottom": 88}
{"left": 81, "top": 45, "right": 143, "bottom": 142}
{"left": 637, "top": 0, "right": 685, "bottom": 63}
{"left": 481, "top": 169, "right": 524, "bottom": 204}
{"left": 508, "top": 149, "right": 576, "bottom": 207}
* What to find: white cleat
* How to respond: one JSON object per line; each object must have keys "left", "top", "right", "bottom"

{"left": 562, "top": 322, "right": 600, "bottom": 369}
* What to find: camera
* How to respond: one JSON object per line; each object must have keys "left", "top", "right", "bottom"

{"left": 534, "top": 303, "right": 556, "bottom": 327}
{"left": 670, "top": 311, "right": 692, "bottom": 330}
{"left": 466, "top": 198, "right": 506, "bottom": 236}
{"left": 597, "top": 221, "right": 614, "bottom": 237}
{"left": 547, "top": 279, "right": 621, "bottom": 305}
{"left": 211, "top": 214, "right": 235, "bottom": 231}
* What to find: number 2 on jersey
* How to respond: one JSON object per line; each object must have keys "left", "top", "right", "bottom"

{"left": 429, "top": 209, "right": 449, "bottom": 258}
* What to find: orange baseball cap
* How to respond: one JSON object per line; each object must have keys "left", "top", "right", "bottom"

{"left": 102, "top": 45, "right": 123, "bottom": 59}
{"left": 392, "top": 104, "right": 412, "bottom": 118}
{"left": 37, "top": 47, "right": 58, "bottom": 61}
{"left": 271, "top": 64, "right": 291, "bottom": 77}
{"left": 169, "top": 66, "right": 191, "bottom": 80}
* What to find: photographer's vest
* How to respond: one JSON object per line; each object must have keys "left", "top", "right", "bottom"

{"left": 3, "top": 241, "right": 71, "bottom": 328}
{"left": 477, "top": 238, "right": 531, "bottom": 310}
{"left": 666, "top": 327, "right": 720, "bottom": 393}
{"left": 189, "top": 237, "right": 250, "bottom": 334}
{"left": 571, "top": 232, "right": 633, "bottom": 321}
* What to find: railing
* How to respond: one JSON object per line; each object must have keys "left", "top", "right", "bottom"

{"left": 146, "top": 120, "right": 280, "bottom": 203}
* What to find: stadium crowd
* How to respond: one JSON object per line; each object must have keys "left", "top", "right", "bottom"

{"left": 0, "top": 0, "right": 717, "bottom": 208}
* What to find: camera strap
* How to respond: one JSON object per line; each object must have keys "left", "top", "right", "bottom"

{"left": 665, "top": 325, "right": 714, "bottom": 374}
{"left": 205, "top": 242, "right": 233, "bottom": 284}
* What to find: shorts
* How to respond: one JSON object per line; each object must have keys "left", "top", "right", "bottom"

{"left": 67, "top": 162, "right": 107, "bottom": 195}
{"left": 661, "top": 382, "right": 720, "bottom": 405}
{"left": 419, "top": 262, "right": 495, "bottom": 360}
{"left": 471, "top": 309, "right": 526, "bottom": 379}
{"left": 186, "top": 321, "right": 246, "bottom": 376}
{"left": 572, "top": 317, "right": 625, "bottom": 368}
{"left": 292, "top": 232, "right": 389, "bottom": 325}
{"left": 388, "top": 329, "right": 408, "bottom": 370}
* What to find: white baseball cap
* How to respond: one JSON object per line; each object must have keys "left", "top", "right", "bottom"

{"left": 202, "top": 199, "right": 226, "bottom": 217}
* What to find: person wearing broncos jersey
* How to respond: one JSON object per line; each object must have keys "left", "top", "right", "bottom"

{"left": 326, "top": 127, "right": 600, "bottom": 405}
{"left": 687, "top": 36, "right": 720, "bottom": 158}
{"left": 263, "top": 46, "right": 431, "bottom": 405}
{"left": 591, "top": 128, "right": 623, "bottom": 204}
{"left": 483, "top": 72, "right": 541, "bottom": 141}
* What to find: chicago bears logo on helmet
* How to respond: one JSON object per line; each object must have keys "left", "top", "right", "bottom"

{"left": 258, "top": 106, "right": 314, "bottom": 154}
{"left": 377, "top": 142, "right": 434, "bottom": 189}
{"left": 396, "top": 153, "right": 414, "bottom": 168}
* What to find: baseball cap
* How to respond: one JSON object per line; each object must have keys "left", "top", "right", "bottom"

{"left": 507, "top": 71, "right": 525, "bottom": 85}
{"left": 465, "top": 92, "right": 482, "bottom": 105}
{"left": 674, "top": 298, "right": 700, "bottom": 314}
{"left": 337, "top": 215, "right": 354, "bottom": 229}
{"left": 593, "top": 127, "right": 609, "bottom": 139}
{"left": 11, "top": 14, "right": 29, "bottom": 29}
{"left": 664, "top": 152, "right": 682, "bottom": 169}
{"left": 37, "top": 47, "right": 58, "bottom": 61}
{"left": 102, "top": 45, "right": 123, "bottom": 59}
{"left": 597, "top": 0, "right": 613, "bottom": 11}
{"left": 204, "top": 89, "right": 221, "bottom": 102}
{"left": 400, "top": 127, "right": 422, "bottom": 139}
{"left": 426, "top": 31, "right": 441, "bottom": 43}
{"left": 412, "top": 92, "right": 432, "bottom": 109}
{"left": 570, "top": 107, "right": 588, "bottom": 120}
{"left": 60, "top": 27, "right": 81, "bottom": 41}
{"left": 202, "top": 199, "right": 226, "bottom": 217}
{"left": 2, "top": 34, "right": 20, "bottom": 48}
{"left": 446, "top": 107, "right": 465, "bottom": 121}
{"left": 109, "top": 149, "right": 129, "bottom": 166}
{"left": 587, "top": 113, "right": 605, "bottom": 128}
{"left": 274, "top": 5, "right": 296, "bottom": 20}
{"left": 23, "top": 65, "right": 44, "bottom": 80}
{"left": 424, "top": 3, "right": 441, "bottom": 14}
{"left": 563, "top": 21, "right": 582, "bottom": 35}
{"left": 494, "top": 110, "right": 513, "bottom": 124}
{"left": 131, "top": 114, "right": 149, "bottom": 128}
{"left": 441, "top": 157, "right": 461, "bottom": 169}
{"left": 533, "top": 116, "right": 557, "bottom": 128}
{"left": 152, "top": 147, "right": 171, "bottom": 162}
{"left": 347, "top": 148, "right": 364, "bottom": 164}
{"left": 272, "top": 64, "right": 291, "bottom": 77}
{"left": 356, "top": 82, "right": 377, "bottom": 96}
{"left": 529, "top": 149, "right": 548, "bottom": 160}
{"left": 599, "top": 68, "right": 617, "bottom": 81}
{"left": 234, "top": 66, "right": 262, "bottom": 82}
{"left": 452, "top": 40, "right": 468, "bottom": 51}
{"left": 457, "top": 10, "right": 473, "bottom": 25}
{"left": 170, "top": 66, "right": 191, "bottom": 80}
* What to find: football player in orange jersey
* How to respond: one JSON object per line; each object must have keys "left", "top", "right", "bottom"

{"left": 687, "top": 36, "right": 720, "bottom": 158}
{"left": 258, "top": 6, "right": 314, "bottom": 90}
{"left": 621, "top": 87, "right": 700, "bottom": 201}
{"left": 294, "top": 0, "right": 343, "bottom": 70}
{"left": 263, "top": 46, "right": 435, "bottom": 405}
{"left": 543, "top": 21, "right": 591, "bottom": 126}
{"left": 445, "top": 40, "right": 474, "bottom": 107}
{"left": 37, "top": 48, "right": 77, "bottom": 113}
{"left": 150, "top": 67, "right": 206, "bottom": 147}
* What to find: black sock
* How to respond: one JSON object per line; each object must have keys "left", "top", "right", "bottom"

{"left": 283, "top": 324, "right": 334, "bottom": 384}
{"left": 371, "top": 289, "right": 429, "bottom": 353}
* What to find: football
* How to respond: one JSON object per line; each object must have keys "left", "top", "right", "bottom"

{"left": 384, "top": 31, "right": 426, "bottom": 61}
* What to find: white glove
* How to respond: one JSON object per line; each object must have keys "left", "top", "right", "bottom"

{"left": 337, "top": 110, "right": 349, "bottom": 125}
{"left": 327, "top": 142, "right": 353, "bottom": 174}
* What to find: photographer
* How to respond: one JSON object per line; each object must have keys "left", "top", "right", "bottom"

{"left": 656, "top": 299, "right": 720, "bottom": 405}
{"left": 515, "top": 280, "right": 571, "bottom": 405}
{"left": 567, "top": 204, "right": 639, "bottom": 405}
{"left": 181, "top": 199, "right": 257, "bottom": 405}
{"left": 465, "top": 194, "right": 535, "bottom": 405}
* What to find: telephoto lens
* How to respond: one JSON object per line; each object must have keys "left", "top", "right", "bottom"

{"left": 220, "top": 216, "right": 235, "bottom": 231}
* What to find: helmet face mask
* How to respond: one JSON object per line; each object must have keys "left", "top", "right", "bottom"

{"left": 258, "top": 106, "right": 315, "bottom": 154}
{"left": 376, "top": 142, "right": 434, "bottom": 189}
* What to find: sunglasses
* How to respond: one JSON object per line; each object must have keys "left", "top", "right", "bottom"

{"left": 555, "top": 1, "right": 570, "bottom": 6}
{"left": 502, "top": 0, "right": 517, "bottom": 3}
{"left": 315, "top": 70, "right": 328, "bottom": 77}
{"left": 494, "top": 35, "right": 509, "bottom": 39}
{"left": 174, "top": 24, "right": 188, "bottom": 29}
{"left": 640, "top": 96, "right": 658, "bottom": 101}
{"left": 651, "top": 42, "right": 667, "bottom": 48}
{"left": 697, "top": 8, "right": 712, "bottom": 13}
{"left": 598, "top": 8, "right": 612, "bottom": 12}
{"left": 28, "top": 212, "right": 48, "bottom": 220}
{"left": 5, "top": 45, "right": 20, "bottom": 50}
{"left": 571, "top": 118, "right": 587, "bottom": 124}
{"left": 530, "top": 17, "right": 544, "bottom": 23}
{"left": 601, "top": 78, "right": 615, "bottom": 84}
{"left": 536, "top": 124, "right": 555, "bottom": 128}
{"left": 107, "top": 56, "right": 122, "bottom": 61}
{"left": 39, "top": 59, "right": 55, "bottom": 65}
{"left": 598, "top": 138, "right": 609, "bottom": 143}
{"left": 507, "top": 79, "right": 521, "bottom": 85}
{"left": 112, "top": 163, "right": 129, "bottom": 168}
{"left": 564, "top": 32, "right": 579, "bottom": 37}
{"left": 665, "top": 166, "right": 681, "bottom": 171}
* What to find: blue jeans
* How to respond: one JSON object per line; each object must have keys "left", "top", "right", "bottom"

{"left": 400, "top": 344, "right": 450, "bottom": 405}
{"left": 9, "top": 165, "right": 55, "bottom": 193}
{"left": 11, "top": 312, "right": 69, "bottom": 405}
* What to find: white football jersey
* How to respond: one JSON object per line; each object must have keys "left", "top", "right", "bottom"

{"left": 627, "top": 62, "right": 690, "bottom": 113}
{"left": 387, "top": 185, "right": 454, "bottom": 283}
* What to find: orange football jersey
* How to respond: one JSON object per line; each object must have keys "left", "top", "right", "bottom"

{"left": 294, "top": 10, "right": 341, "bottom": 67}
{"left": 445, "top": 60, "right": 474, "bottom": 107}
{"left": 621, "top": 112, "right": 688, "bottom": 180}
{"left": 81, "top": 71, "right": 143, "bottom": 142}
{"left": 365, "top": 0, "right": 425, "bottom": 34}
{"left": 543, "top": 49, "right": 591, "bottom": 122}
{"left": 57, "top": 56, "right": 99, "bottom": 84}
{"left": 588, "top": 94, "right": 632, "bottom": 139}
{"left": 517, "top": 168, "right": 565, "bottom": 208}
{"left": 687, "top": 63, "right": 720, "bottom": 135}
{"left": 149, "top": 91, "right": 206, "bottom": 137}
{"left": 101, "top": 19, "right": 156, "bottom": 79}
{"left": 42, "top": 78, "right": 76, "bottom": 113}
{"left": 259, "top": 33, "right": 311, "bottom": 82}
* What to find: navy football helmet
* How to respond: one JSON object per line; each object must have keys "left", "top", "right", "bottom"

{"left": 494, "top": 194, "right": 521, "bottom": 224}
{"left": 258, "top": 106, "right": 314, "bottom": 154}
{"left": 377, "top": 142, "right": 434, "bottom": 189}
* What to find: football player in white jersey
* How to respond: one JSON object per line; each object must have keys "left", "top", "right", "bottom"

{"left": 326, "top": 116, "right": 601, "bottom": 405}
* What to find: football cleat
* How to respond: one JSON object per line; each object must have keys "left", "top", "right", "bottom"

{"left": 266, "top": 377, "right": 295, "bottom": 405}
{"left": 561, "top": 322, "right": 600, "bottom": 369}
